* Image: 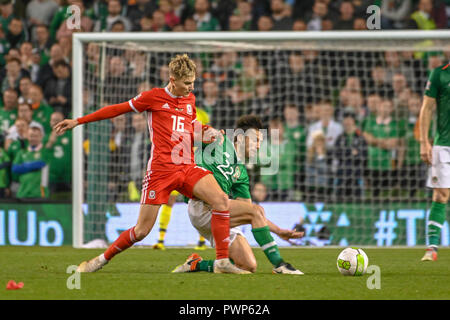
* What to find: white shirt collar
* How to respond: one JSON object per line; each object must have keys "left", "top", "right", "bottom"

{"left": 165, "top": 86, "right": 182, "bottom": 98}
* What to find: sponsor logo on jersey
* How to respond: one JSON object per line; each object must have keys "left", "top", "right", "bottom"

{"left": 232, "top": 166, "right": 241, "bottom": 181}
{"left": 149, "top": 190, "right": 156, "bottom": 199}
{"left": 61, "top": 137, "right": 68, "bottom": 145}
{"left": 162, "top": 103, "right": 170, "bottom": 109}
{"left": 186, "top": 104, "right": 192, "bottom": 115}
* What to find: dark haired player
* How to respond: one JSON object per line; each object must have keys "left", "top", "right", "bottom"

{"left": 172, "top": 115, "right": 304, "bottom": 274}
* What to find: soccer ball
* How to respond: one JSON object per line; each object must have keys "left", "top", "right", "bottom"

{"left": 337, "top": 247, "right": 369, "bottom": 276}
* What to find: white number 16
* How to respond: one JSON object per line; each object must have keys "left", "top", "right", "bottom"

{"left": 171, "top": 115, "right": 185, "bottom": 132}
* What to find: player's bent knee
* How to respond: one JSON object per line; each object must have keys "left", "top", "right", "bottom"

{"left": 247, "top": 261, "right": 257, "bottom": 273}
{"left": 236, "top": 260, "right": 257, "bottom": 273}
{"left": 256, "top": 204, "right": 266, "bottom": 218}
{"left": 251, "top": 204, "right": 265, "bottom": 222}
{"left": 212, "top": 192, "right": 229, "bottom": 212}
{"left": 252, "top": 204, "right": 263, "bottom": 216}
{"left": 134, "top": 226, "right": 150, "bottom": 241}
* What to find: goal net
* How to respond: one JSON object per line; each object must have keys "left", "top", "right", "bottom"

{"left": 73, "top": 32, "right": 450, "bottom": 248}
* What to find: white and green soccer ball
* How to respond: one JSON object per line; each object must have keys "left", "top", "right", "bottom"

{"left": 337, "top": 247, "right": 369, "bottom": 276}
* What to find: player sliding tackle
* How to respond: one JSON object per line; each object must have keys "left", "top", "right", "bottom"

{"left": 54, "top": 54, "right": 250, "bottom": 274}
{"left": 172, "top": 115, "right": 304, "bottom": 274}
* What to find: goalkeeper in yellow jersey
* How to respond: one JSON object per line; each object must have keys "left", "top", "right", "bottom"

{"left": 153, "top": 108, "right": 210, "bottom": 250}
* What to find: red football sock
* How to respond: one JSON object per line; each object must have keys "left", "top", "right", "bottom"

{"left": 104, "top": 227, "right": 137, "bottom": 261}
{"left": 211, "top": 210, "right": 230, "bottom": 260}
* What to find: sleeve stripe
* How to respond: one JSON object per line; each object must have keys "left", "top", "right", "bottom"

{"left": 128, "top": 100, "right": 139, "bottom": 113}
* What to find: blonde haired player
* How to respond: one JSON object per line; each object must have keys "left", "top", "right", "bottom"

{"left": 55, "top": 54, "right": 249, "bottom": 274}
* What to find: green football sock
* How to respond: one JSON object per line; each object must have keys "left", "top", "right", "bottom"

{"left": 428, "top": 201, "right": 446, "bottom": 246}
{"left": 195, "top": 258, "right": 235, "bottom": 273}
{"left": 196, "top": 260, "right": 215, "bottom": 272}
{"left": 252, "top": 226, "right": 283, "bottom": 267}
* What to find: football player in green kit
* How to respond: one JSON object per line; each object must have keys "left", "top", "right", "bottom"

{"left": 419, "top": 61, "right": 450, "bottom": 261}
{"left": 172, "top": 115, "right": 304, "bottom": 274}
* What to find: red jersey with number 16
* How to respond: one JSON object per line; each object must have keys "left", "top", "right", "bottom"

{"left": 128, "top": 87, "right": 197, "bottom": 171}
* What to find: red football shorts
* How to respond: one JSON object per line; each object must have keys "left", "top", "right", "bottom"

{"left": 140, "top": 164, "right": 212, "bottom": 205}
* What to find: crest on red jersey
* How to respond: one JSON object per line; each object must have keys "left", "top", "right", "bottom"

{"left": 187, "top": 104, "right": 192, "bottom": 115}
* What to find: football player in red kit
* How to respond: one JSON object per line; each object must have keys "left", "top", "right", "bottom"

{"left": 54, "top": 54, "right": 249, "bottom": 274}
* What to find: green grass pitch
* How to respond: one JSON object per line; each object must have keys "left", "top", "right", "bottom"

{"left": 1, "top": 246, "right": 449, "bottom": 300}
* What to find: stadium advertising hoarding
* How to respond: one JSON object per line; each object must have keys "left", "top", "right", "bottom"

{"left": 1, "top": 202, "right": 448, "bottom": 247}
{"left": 0, "top": 204, "right": 72, "bottom": 246}
{"left": 103, "top": 202, "right": 449, "bottom": 248}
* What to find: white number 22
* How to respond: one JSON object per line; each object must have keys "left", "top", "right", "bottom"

{"left": 217, "top": 152, "right": 234, "bottom": 180}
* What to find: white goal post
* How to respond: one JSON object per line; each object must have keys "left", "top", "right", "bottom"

{"left": 72, "top": 31, "right": 450, "bottom": 248}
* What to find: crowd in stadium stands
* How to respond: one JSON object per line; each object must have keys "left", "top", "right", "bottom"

{"left": 0, "top": 0, "right": 449, "bottom": 202}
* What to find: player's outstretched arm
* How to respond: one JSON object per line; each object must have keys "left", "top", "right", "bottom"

{"left": 254, "top": 204, "right": 304, "bottom": 240}
{"left": 193, "top": 120, "right": 224, "bottom": 144}
{"left": 231, "top": 197, "right": 304, "bottom": 240}
{"left": 240, "top": 200, "right": 304, "bottom": 240}
{"left": 275, "top": 227, "right": 304, "bottom": 241}
{"left": 54, "top": 102, "right": 133, "bottom": 136}
{"left": 54, "top": 119, "right": 79, "bottom": 135}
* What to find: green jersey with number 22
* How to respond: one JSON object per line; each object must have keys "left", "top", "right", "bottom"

{"left": 195, "top": 136, "right": 251, "bottom": 199}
